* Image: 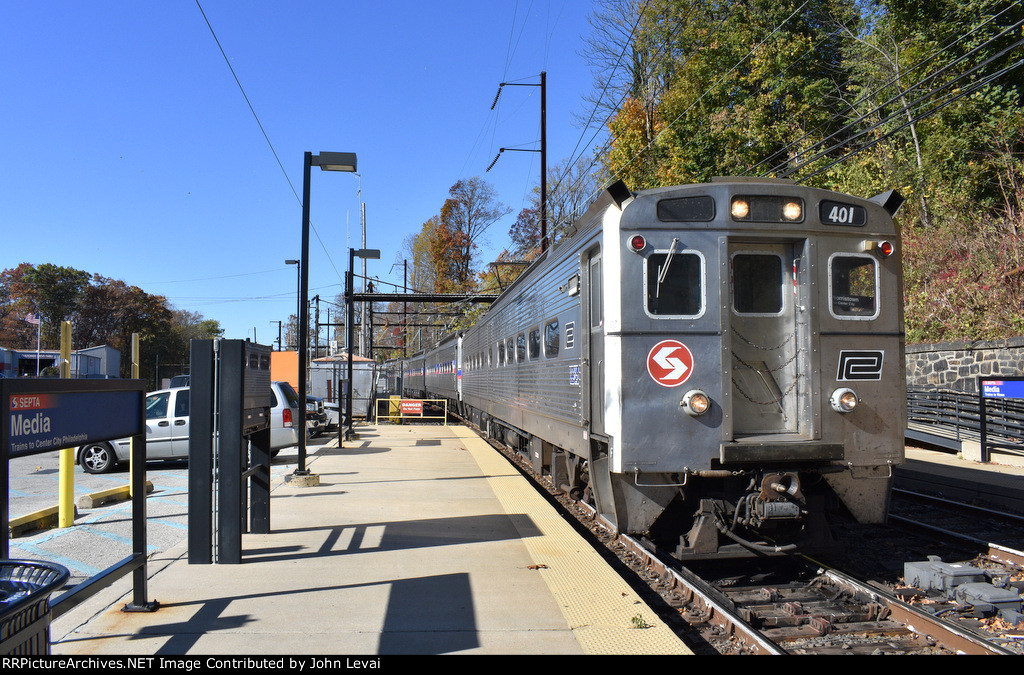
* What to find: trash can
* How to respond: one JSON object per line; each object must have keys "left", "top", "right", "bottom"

{"left": 0, "top": 560, "right": 70, "bottom": 655}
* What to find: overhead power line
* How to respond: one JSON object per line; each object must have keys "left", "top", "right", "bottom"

{"left": 193, "top": 0, "right": 346, "bottom": 285}
{"left": 770, "top": 12, "right": 1024, "bottom": 178}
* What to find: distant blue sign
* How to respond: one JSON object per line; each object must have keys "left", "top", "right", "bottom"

{"left": 6, "top": 390, "right": 141, "bottom": 458}
{"left": 981, "top": 379, "right": 1024, "bottom": 399}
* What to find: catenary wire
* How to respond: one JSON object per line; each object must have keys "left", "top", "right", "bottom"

{"left": 193, "top": 0, "right": 346, "bottom": 286}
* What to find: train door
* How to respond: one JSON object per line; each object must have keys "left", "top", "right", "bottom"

{"left": 456, "top": 335, "right": 463, "bottom": 402}
{"left": 728, "top": 241, "right": 808, "bottom": 436}
{"left": 587, "top": 250, "right": 605, "bottom": 435}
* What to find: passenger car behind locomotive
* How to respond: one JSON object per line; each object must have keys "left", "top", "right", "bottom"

{"left": 395, "top": 178, "right": 906, "bottom": 560}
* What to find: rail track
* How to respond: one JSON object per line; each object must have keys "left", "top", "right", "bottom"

{"left": 591, "top": 506, "right": 1019, "bottom": 654}
{"left": 889, "top": 488, "right": 1024, "bottom": 559}
{"left": 885, "top": 488, "right": 1024, "bottom": 653}
{"left": 462, "top": 418, "right": 1023, "bottom": 655}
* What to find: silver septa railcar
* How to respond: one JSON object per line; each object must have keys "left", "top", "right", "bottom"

{"left": 400, "top": 178, "right": 906, "bottom": 561}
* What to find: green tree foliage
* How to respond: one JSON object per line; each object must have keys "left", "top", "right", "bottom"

{"left": 0, "top": 264, "right": 36, "bottom": 349}
{"left": 585, "top": 0, "right": 1024, "bottom": 343}
{"left": 605, "top": 0, "right": 859, "bottom": 187}
{"left": 23, "top": 263, "right": 90, "bottom": 347}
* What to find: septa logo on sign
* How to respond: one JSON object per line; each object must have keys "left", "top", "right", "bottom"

{"left": 647, "top": 340, "right": 694, "bottom": 387}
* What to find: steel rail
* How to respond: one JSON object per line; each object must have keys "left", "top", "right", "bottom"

{"left": 617, "top": 534, "right": 787, "bottom": 655}
{"left": 823, "top": 567, "right": 1017, "bottom": 656}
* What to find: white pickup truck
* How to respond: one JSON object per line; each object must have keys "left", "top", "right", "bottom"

{"left": 76, "top": 381, "right": 301, "bottom": 473}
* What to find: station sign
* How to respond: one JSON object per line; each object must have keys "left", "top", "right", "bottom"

{"left": 980, "top": 378, "right": 1024, "bottom": 400}
{"left": 2, "top": 380, "right": 144, "bottom": 459}
{"left": 977, "top": 375, "right": 1024, "bottom": 463}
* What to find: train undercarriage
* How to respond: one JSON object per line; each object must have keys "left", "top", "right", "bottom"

{"left": 469, "top": 408, "right": 866, "bottom": 562}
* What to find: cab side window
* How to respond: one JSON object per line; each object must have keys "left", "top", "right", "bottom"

{"left": 830, "top": 254, "right": 878, "bottom": 319}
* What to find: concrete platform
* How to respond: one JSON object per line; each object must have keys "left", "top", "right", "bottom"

{"left": 49, "top": 423, "right": 691, "bottom": 656}
{"left": 897, "top": 445, "right": 1024, "bottom": 515}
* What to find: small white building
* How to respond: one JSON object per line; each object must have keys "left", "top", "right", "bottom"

{"left": 0, "top": 345, "right": 120, "bottom": 378}
{"left": 310, "top": 353, "right": 376, "bottom": 421}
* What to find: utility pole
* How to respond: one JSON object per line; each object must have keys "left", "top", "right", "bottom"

{"left": 272, "top": 321, "right": 282, "bottom": 350}
{"left": 361, "top": 202, "right": 367, "bottom": 357}
{"left": 487, "top": 71, "right": 547, "bottom": 251}
{"left": 403, "top": 260, "right": 408, "bottom": 358}
{"left": 314, "top": 295, "right": 320, "bottom": 360}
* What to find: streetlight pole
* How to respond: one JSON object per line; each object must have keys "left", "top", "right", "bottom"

{"left": 290, "top": 151, "right": 357, "bottom": 487}
{"left": 346, "top": 246, "right": 379, "bottom": 441}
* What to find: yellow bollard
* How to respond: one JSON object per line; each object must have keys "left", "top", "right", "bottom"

{"left": 58, "top": 321, "right": 74, "bottom": 528}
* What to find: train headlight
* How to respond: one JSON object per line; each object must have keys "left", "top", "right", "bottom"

{"left": 782, "top": 201, "right": 802, "bottom": 221}
{"left": 681, "top": 389, "right": 710, "bottom": 417}
{"left": 830, "top": 388, "right": 858, "bottom": 413}
{"left": 731, "top": 199, "right": 750, "bottom": 219}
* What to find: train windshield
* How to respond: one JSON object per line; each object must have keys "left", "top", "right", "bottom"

{"left": 732, "top": 253, "right": 783, "bottom": 314}
{"left": 646, "top": 251, "right": 703, "bottom": 316}
{"left": 829, "top": 253, "right": 878, "bottom": 319}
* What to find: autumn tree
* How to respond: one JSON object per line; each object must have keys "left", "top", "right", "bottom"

{"left": 391, "top": 177, "right": 510, "bottom": 347}
{"left": 0, "top": 264, "right": 37, "bottom": 349}
{"left": 23, "top": 263, "right": 91, "bottom": 347}
{"left": 437, "top": 177, "right": 511, "bottom": 290}
{"left": 0, "top": 263, "right": 221, "bottom": 384}
{"left": 510, "top": 156, "right": 604, "bottom": 260}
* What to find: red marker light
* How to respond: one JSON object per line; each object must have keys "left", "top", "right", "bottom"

{"left": 629, "top": 235, "right": 646, "bottom": 252}
{"left": 878, "top": 241, "right": 894, "bottom": 257}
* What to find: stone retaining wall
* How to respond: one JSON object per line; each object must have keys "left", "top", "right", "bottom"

{"left": 906, "top": 337, "right": 1024, "bottom": 393}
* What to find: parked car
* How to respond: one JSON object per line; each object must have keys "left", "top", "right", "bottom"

{"left": 76, "top": 381, "right": 301, "bottom": 473}
{"left": 306, "top": 395, "right": 328, "bottom": 437}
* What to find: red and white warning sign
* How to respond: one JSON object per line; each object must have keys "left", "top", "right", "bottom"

{"left": 401, "top": 400, "right": 424, "bottom": 415}
{"left": 646, "top": 340, "right": 694, "bottom": 388}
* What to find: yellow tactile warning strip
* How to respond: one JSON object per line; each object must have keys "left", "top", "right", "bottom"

{"left": 452, "top": 426, "right": 692, "bottom": 655}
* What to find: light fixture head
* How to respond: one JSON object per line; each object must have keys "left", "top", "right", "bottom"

{"left": 681, "top": 389, "right": 710, "bottom": 417}
{"left": 313, "top": 152, "right": 358, "bottom": 172}
{"left": 830, "top": 388, "right": 858, "bottom": 413}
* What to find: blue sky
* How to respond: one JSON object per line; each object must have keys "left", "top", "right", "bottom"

{"left": 2, "top": 1, "right": 605, "bottom": 345}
